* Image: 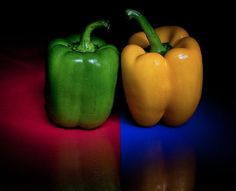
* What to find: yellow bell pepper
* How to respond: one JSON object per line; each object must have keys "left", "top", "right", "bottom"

{"left": 121, "top": 9, "right": 203, "bottom": 126}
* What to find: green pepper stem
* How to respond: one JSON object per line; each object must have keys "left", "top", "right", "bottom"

{"left": 126, "top": 9, "right": 167, "bottom": 54}
{"left": 77, "top": 20, "right": 109, "bottom": 52}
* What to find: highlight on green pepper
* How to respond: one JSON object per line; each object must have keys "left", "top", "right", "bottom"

{"left": 45, "top": 20, "right": 119, "bottom": 129}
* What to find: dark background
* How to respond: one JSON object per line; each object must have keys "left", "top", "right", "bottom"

{"left": 1, "top": 0, "right": 235, "bottom": 190}
{"left": 0, "top": 0, "right": 235, "bottom": 105}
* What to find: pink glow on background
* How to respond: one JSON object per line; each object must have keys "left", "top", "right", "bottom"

{"left": 0, "top": 45, "right": 120, "bottom": 188}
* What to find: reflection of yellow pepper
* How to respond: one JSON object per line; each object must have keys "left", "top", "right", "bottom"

{"left": 121, "top": 9, "right": 203, "bottom": 126}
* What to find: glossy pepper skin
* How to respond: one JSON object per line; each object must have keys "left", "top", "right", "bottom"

{"left": 121, "top": 10, "right": 202, "bottom": 127}
{"left": 46, "top": 20, "right": 119, "bottom": 129}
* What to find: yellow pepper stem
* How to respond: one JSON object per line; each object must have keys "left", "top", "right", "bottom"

{"left": 126, "top": 9, "right": 167, "bottom": 55}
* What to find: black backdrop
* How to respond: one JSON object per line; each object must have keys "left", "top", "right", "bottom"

{"left": 1, "top": 0, "right": 235, "bottom": 190}
{"left": 1, "top": 0, "right": 235, "bottom": 103}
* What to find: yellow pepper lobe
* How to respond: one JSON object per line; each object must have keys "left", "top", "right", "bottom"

{"left": 121, "top": 44, "right": 171, "bottom": 126}
{"left": 163, "top": 37, "right": 202, "bottom": 126}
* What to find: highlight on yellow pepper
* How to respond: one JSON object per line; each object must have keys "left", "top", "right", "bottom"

{"left": 121, "top": 9, "right": 203, "bottom": 127}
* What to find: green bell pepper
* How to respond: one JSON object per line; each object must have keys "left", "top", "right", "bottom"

{"left": 46, "top": 20, "right": 119, "bottom": 129}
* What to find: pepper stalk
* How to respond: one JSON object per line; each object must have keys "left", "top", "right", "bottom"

{"left": 73, "top": 20, "right": 110, "bottom": 52}
{"left": 126, "top": 9, "right": 171, "bottom": 55}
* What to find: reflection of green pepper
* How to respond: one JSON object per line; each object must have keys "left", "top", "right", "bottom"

{"left": 46, "top": 20, "right": 119, "bottom": 129}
